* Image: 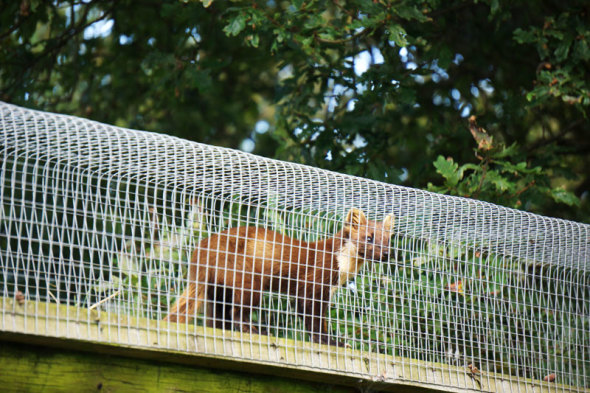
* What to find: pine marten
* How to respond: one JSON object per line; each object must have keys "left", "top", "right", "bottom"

{"left": 164, "top": 208, "right": 394, "bottom": 346}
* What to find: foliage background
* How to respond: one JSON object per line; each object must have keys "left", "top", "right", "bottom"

{"left": 1, "top": 0, "right": 589, "bottom": 223}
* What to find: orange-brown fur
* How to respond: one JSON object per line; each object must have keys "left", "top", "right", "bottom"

{"left": 164, "top": 208, "right": 394, "bottom": 346}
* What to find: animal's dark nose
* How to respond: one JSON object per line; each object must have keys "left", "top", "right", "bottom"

{"left": 381, "top": 250, "right": 390, "bottom": 261}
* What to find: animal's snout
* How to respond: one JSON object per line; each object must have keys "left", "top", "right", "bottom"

{"left": 366, "top": 248, "right": 390, "bottom": 261}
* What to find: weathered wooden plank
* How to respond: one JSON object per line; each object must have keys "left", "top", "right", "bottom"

{"left": 0, "top": 296, "right": 579, "bottom": 393}
{"left": 0, "top": 341, "right": 357, "bottom": 393}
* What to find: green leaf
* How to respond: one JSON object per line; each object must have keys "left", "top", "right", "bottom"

{"left": 292, "top": 0, "right": 304, "bottom": 10}
{"left": 554, "top": 38, "right": 572, "bottom": 62}
{"left": 574, "top": 38, "right": 590, "bottom": 61}
{"left": 493, "top": 142, "right": 519, "bottom": 159}
{"left": 394, "top": 4, "right": 428, "bottom": 22}
{"left": 460, "top": 163, "right": 480, "bottom": 172}
{"left": 513, "top": 28, "right": 535, "bottom": 44}
{"left": 489, "top": 0, "right": 500, "bottom": 15}
{"left": 388, "top": 25, "right": 408, "bottom": 47}
{"left": 550, "top": 187, "right": 580, "bottom": 206}
{"left": 433, "top": 155, "right": 463, "bottom": 187}
{"left": 486, "top": 170, "right": 513, "bottom": 192}
{"left": 224, "top": 13, "right": 247, "bottom": 37}
{"left": 498, "top": 161, "right": 541, "bottom": 175}
{"left": 249, "top": 34, "right": 260, "bottom": 48}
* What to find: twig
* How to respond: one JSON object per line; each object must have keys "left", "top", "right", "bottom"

{"left": 47, "top": 290, "right": 59, "bottom": 304}
{"left": 512, "top": 180, "right": 535, "bottom": 198}
{"left": 89, "top": 290, "right": 121, "bottom": 310}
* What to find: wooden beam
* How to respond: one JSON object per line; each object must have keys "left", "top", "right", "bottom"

{"left": 0, "top": 340, "right": 357, "bottom": 393}
{"left": 0, "top": 296, "right": 578, "bottom": 393}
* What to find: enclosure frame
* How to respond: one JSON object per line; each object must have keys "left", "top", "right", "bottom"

{"left": 1, "top": 101, "right": 589, "bottom": 392}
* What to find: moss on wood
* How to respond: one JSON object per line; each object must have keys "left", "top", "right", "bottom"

{"left": 0, "top": 341, "right": 356, "bottom": 393}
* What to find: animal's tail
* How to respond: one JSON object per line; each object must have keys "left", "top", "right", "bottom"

{"left": 164, "top": 267, "right": 207, "bottom": 323}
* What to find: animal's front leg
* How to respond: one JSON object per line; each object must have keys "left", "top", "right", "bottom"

{"left": 231, "top": 288, "right": 261, "bottom": 334}
{"left": 305, "top": 310, "right": 344, "bottom": 347}
{"left": 302, "top": 287, "right": 345, "bottom": 347}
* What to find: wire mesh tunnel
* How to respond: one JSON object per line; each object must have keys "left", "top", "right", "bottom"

{"left": 1, "top": 102, "right": 589, "bottom": 392}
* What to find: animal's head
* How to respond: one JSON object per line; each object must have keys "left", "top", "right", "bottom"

{"left": 344, "top": 208, "right": 394, "bottom": 262}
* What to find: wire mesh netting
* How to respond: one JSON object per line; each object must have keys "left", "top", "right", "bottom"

{"left": 1, "top": 101, "right": 589, "bottom": 391}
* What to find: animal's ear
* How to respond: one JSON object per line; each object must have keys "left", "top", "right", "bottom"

{"left": 345, "top": 208, "right": 367, "bottom": 231}
{"left": 382, "top": 214, "right": 395, "bottom": 233}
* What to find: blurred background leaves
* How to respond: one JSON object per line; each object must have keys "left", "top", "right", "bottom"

{"left": 1, "top": 0, "right": 588, "bottom": 222}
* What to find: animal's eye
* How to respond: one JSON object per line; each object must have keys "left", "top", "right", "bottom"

{"left": 366, "top": 235, "right": 374, "bottom": 243}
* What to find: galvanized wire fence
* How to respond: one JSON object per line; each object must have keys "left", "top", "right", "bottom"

{"left": 1, "top": 101, "right": 589, "bottom": 391}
